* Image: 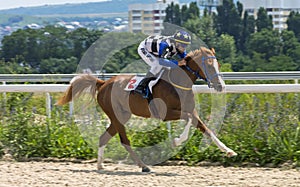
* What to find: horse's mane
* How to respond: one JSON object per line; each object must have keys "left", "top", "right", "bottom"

{"left": 186, "top": 47, "right": 215, "bottom": 63}
{"left": 186, "top": 47, "right": 212, "bottom": 59}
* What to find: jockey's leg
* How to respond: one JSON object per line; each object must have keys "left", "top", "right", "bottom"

{"left": 134, "top": 71, "right": 155, "bottom": 95}
{"left": 135, "top": 42, "right": 162, "bottom": 96}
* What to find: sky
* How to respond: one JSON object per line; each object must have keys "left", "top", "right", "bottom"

{"left": 0, "top": 0, "right": 109, "bottom": 10}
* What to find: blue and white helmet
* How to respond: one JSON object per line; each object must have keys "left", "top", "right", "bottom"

{"left": 173, "top": 30, "right": 191, "bottom": 45}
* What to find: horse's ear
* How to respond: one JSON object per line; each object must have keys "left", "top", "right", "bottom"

{"left": 211, "top": 48, "right": 216, "bottom": 55}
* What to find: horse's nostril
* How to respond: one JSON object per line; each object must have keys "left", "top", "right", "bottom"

{"left": 216, "top": 84, "right": 224, "bottom": 92}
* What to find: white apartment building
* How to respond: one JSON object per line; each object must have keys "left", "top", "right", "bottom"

{"left": 128, "top": 0, "right": 179, "bottom": 35}
{"left": 239, "top": 0, "right": 300, "bottom": 31}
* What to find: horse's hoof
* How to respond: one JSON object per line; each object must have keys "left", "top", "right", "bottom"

{"left": 171, "top": 138, "right": 180, "bottom": 148}
{"left": 226, "top": 151, "right": 238, "bottom": 157}
{"left": 97, "top": 164, "right": 104, "bottom": 170}
{"left": 142, "top": 166, "right": 151, "bottom": 172}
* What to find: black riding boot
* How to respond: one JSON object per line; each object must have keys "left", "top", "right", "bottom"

{"left": 134, "top": 72, "right": 155, "bottom": 96}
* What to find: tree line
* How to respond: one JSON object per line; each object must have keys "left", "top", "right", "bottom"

{"left": 1, "top": 0, "right": 300, "bottom": 74}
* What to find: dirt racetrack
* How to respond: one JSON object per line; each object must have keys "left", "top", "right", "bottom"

{"left": 0, "top": 160, "right": 300, "bottom": 187}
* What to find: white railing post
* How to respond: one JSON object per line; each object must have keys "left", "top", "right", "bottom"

{"left": 69, "top": 101, "right": 73, "bottom": 117}
{"left": 2, "top": 81, "right": 7, "bottom": 116}
{"left": 46, "top": 92, "right": 51, "bottom": 118}
{"left": 167, "top": 122, "right": 171, "bottom": 139}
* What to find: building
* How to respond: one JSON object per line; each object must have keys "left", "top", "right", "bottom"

{"left": 239, "top": 0, "right": 300, "bottom": 32}
{"left": 128, "top": 0, "right": 179, "bottom": 35}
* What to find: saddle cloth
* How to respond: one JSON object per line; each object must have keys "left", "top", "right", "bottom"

{"left": 124, "top": 70, "right": 164, "bottom": 93}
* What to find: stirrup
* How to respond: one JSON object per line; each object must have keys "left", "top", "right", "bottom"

{"left": 134, "top": 86, "right": 145, "bottom": 95}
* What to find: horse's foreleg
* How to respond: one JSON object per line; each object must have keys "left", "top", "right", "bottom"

{"left": 172, "top": 116, "right": 193, "bottom": 147}
{"left": 97, "top": 125, "right": 117, "bottom": 170}
{"left": 193, "top": 109, "right": 237, "bottom": 157}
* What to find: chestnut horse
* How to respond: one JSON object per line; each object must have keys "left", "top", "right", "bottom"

{"left": 56, "top": 47, "right": 237, "bottom": 172}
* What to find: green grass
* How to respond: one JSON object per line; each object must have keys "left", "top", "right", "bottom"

{"left": 0, "top": 92, "right": 299, "bottom": 167}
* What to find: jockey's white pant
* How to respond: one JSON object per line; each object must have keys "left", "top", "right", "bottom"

{"left": 137, "top": 42, "right": 164, "bottom": 75}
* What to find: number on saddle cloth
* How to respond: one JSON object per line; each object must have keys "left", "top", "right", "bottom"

{"left": 124, "top": 76, "right": 156, "bottom": 100}
{"left": 124, "top": 76, "right": 144, "bottom": 91}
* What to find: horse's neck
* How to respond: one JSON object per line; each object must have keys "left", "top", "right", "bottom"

{"left": 166, "top": 67, "right": 195, "bottom": 88}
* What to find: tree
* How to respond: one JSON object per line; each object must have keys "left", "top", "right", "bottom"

{"left": 246, "top": 29, "right": 281, "bottom": 60}
{"left": 281, "top": 30, "right": 300, "bottom": 70}
{"left": 214, "top": 34, "right": 237, "bottom": 65}
{"left": 215, "top": 0, "right": 243, "bottom": 36}
{"left": 67, "top": 27, "right": 102, "bottom": 59}
{"left": 39, "top": 57, "right": 78, "bottom": 74}
{"left": 183, "top": 15, "right": 218, "bottom": 49}
{"left": 256, "top": 7, "right": 273, "bottom": 32}
{"left": 0, "top": 25, "right": 103, "bottom": 73}
{"left": 240, "top": 11, "right": 255, "bottom": 53}
{"left": 287, "top": 11, "right": 300, "bottom": 40}
{"left": 186, "top": 2, "right": 200, "bottom": 20}
{"left": 280, "top": 30, "right": 300, "bottom": 55}
{"left": 267, "top": 55, "right": 297, "bottom": 71}
{"left": 241, "top": 52, "right": 267, "bottom": 71}
{"left": 165, "top": 2, "right": 181, "bottom": 25}
{"left": 214, "top": 0, "right": 242, "bottom": 51}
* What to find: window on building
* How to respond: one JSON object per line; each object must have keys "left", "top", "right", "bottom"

{"left": 132, "top": 10, "right": 141, "bottom": 14}
{"left": 143, "top": 17, "right": 153, "bottom": 21}
{"left": 133, "top": 23, "right": 141, "bottom": 27}
{"left": 154, "top": 30, "right": 161, "bottom": 34}
{"left": 132, "top": 16, "right": 141, "bottom": 20}
{"left": 144, "top": 30, "right": 154, "bottom": 35}
{"left": 133, "top": 29, "right": 142, "bottom": 33}
{"left": 143, "top": 23, "right": 153, "bottom": 27}
{"left": 246, "top": 9, "right": 254, "bottom": 13}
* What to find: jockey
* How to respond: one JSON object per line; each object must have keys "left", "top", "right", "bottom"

{"left": 135, "top": 30, "right": 192, "bottom": 96}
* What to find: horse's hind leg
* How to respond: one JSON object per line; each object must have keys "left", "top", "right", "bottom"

{"left": 116, "top": 123, "right": 151, "bottom": 172}
{"left": 97, "top": 125, "right": 117, "bottom": 170}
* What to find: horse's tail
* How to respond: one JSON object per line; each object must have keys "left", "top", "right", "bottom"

{"left": 55, "top": 74, "right": 105, "bottom": 106}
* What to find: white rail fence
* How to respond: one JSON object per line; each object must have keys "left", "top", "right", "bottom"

{"left": 1, "top": 71, "right": 300, "bottom": 82}
{"left": 1, "top": 72, "right": 299, "bottom": 117}
{"left": 1, "top": 84, "right": 300, "bottom": 93}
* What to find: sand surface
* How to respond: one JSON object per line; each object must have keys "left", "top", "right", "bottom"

{"left": 0, "top": 160, "right": 300, "bottom": 187}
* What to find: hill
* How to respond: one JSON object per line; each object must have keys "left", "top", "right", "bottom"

{"left": 0, "top": 0, "right": 193, "bottom": 16}
{"left": 0, "top": 0, "right": 157, "bottom": 16}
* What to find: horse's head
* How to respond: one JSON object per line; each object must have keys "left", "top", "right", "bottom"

{"left": 184, "top": 47, "right": 225, "bottom": 92}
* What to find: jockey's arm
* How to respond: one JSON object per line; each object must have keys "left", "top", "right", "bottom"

{"left": 158, "top": 42, "right": 186, "bottom": 68}
{"left": 158, "top": 41, "right": 181, "bottom": 68}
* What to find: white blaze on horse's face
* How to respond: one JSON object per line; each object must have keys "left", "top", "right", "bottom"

{"left": 213, "top": 58, "right": 225, "bottom": 92}
{"left": 206, "top": 57, "right": 225, "bottom": 92}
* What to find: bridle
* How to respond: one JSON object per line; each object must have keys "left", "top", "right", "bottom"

{"left": 185, "top": 56, "right": 220, "bottom": 88}
{"left": 168, "top": 55, "right": 220, "bottom": 90}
